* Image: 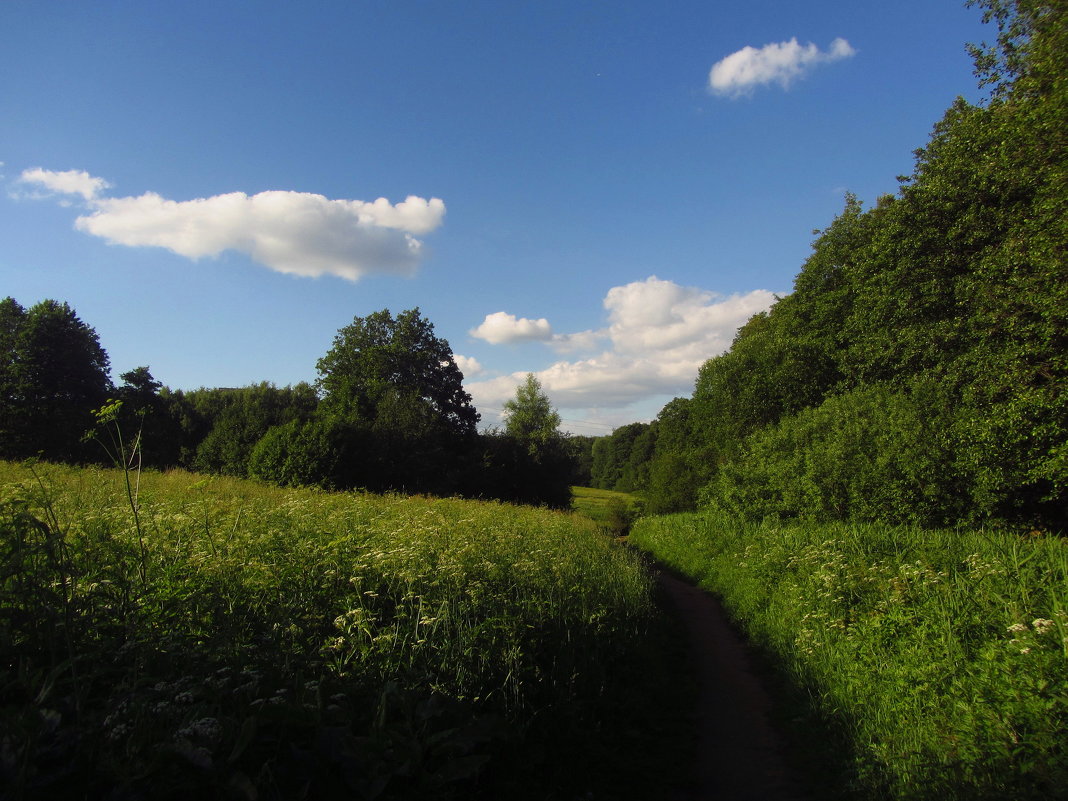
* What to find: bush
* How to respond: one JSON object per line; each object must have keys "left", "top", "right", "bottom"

{"left": 702, "top": 382, "right": 967, "bottom": 527}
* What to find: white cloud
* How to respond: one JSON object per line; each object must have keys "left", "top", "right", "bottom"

{"left": 18, "top": 167, "right": 112, "bottom": 200}
{"left": 470, "top": 311, "right": 554, "bottom": 344}
{"left": 16, "top": 167, "right": 445, "bottom": 281}
{"left": 709, "top": 37, "right": 856, "bottom": 97}
{"left": 467, "top": 276, "right": 779, "bottom": 429}
{"left": 454, "top": 354, "right": 484, "bottom": 377}
{"left": 549, "top": 329, "right": 604, "bottom": 354}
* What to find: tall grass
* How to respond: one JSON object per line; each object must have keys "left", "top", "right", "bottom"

{"left": 631, "top": 512, "right": 1068, "bottom": 800}
{"left": 0, "top": 461, "right": 653, "bottom": 800}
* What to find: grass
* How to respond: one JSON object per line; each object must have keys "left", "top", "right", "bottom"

{"left": 630, "top": 512, "right": 1068, "bottom": 800}
{"left": 1, "top": 461, "right": 664, "bottom": 800}
{"left": 571, "top": 486, "right": 642, "bottom": 536}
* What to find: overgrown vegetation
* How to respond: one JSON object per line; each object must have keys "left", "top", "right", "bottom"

{"left": 631, "top": 512, "right": 1068, "bottom": 800}
{"left": 0, "top": 460, "right": 656, "bottom": 799}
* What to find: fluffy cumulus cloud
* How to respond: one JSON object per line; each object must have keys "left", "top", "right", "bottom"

{"left": 709, "top": 37, "right": 855, "bottom": 97}
{"left": 16, "top": 168, "right": 445, "bottom": 280}
{"left": 470, "top": 311, "right": 554, "bottom": 344}
{"left": 467, "top": 276, "right": 779, "bottom": 428}
{"left": 453, "top": 354, "right": 484, "bottom": 378}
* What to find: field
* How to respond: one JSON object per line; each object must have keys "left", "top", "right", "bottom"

{"left": 0, "top": 462, "right": 665, "bottom": 800}
{"left": 631, "top": 512, "right": 1068, "bottom": 800}
{"left": 570, "top": 486, "right": 642, "bottom": 536}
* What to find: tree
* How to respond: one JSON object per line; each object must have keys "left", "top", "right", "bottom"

{"left": 317, "top": 308, "right": 478, "bottom": 436}
{"left": 0, "top": 298, "right": 28, "bottom": 456}
{"left": 590, "top": 423, "right": 648, "bottom": 491}
{"left": 315, "top": 308, "right": 479, "bottom": 493}
{"left": 191, "top": 382, "right": 319, "bottom": 477}
{"left": 503, "top": 374, "right": 562, "bottom": 458}
{"left": 486, "top": 374, "right": 574, "bottom": 509}
{"left": 0, "top": 298, "right": 112, "bottom": 461}
{"left": 109, "top": 366, "right": 186, "bottom": 468}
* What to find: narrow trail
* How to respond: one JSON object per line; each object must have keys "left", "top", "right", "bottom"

{"left": 655, "top": 567, "right": 808, "bottom": 801}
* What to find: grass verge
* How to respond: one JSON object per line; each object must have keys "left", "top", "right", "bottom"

{"left": 630, "top": 511, "right": 1068, "bottom": 800}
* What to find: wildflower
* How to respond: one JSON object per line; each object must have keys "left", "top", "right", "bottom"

{"left": 176, "top": 717, "right": 222, "bottom": 744}
{"left": 1032, "top": 618, "right": 1055, "bottom": 635}
{"left": 1007, "top": 623, "right": 1029, "bottom": 634}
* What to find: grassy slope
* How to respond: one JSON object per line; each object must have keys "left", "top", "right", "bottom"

{"left": 631, "top": 511, "right": 1068, "bottom": 800}
{"left": 1, "top": 463, "right": 688, "bottom": 800}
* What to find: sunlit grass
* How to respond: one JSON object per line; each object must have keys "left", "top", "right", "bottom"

{"left": 1, "top": 461, "right": 654, "bottom": 799}
{"left": 631, "top": 512, "right": 1068, "bottom": 800}
{"left": 571, "top": 485, "right": 642, "bottom": 535}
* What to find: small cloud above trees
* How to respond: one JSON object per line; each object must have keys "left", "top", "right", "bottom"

{"left": 709, "top": 37, "right": 856, "bottom": 98}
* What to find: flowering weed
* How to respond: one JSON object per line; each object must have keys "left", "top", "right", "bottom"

{"left": 631, "top": 512, "right": 1068, "bottom": 800}
{"left": 0, "top": 461, "right": 653, "bottom": 800}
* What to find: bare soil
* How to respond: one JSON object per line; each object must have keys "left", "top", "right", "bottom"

{"left": 656, "top": 567, "right": 808, "bottom": 801}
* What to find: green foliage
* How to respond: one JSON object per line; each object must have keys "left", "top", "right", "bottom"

{"left": 590, "top": 423, "right": 649, "bottom": 491}
{"left": 247, "top": 417, "right": 341, "bottom": 488}
{"left": 561, "top": 435, "right": 597, "bottom": 486}
{"left": 114, "top": 366, "right": 186, "bottom": 468}
{"left": 486, "top": 375, "right": 574, "bottom": 508}
{"left": 0, "top": 298, "right": 112, "bottom": 462}
{"left": 703, "top": 382, "right": 969, "bottom": 528}
{"left": 694, "top": 305, "right": 840, "bottom": 435}
{"left": 638, "top": 399, "right": 706, "bottom": 514}
{"left": 188, "top": 382, "right": 319, "bottom": 477}
{"left": 313, "top": 308, "right": 480, "bottom": 496}
{"left": 632, "top": 512, "right": 1068, "bottom": 800}
{"left": 503, "top": 374, "right": 561, "bottom": 458}
{"left": 0, "top": 461, "right": 654, "bottom": 800}
{"left": 474, "top": 430, "right": 574, "bottom": 509}
{"left": 317, "top": 307, "right": 478, "bottom": 437}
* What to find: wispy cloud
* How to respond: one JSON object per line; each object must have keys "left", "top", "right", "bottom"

{"left": 15, "top": 167, "right": 445, "bottom": 281}
{"left": 17, "top": 167, "right": 112, "bottom": 201}
{"left": 709, "top": 37, "right": 856, "bottom": 98}
{"left": 468, "top": 276, "right": 779, "bottom": 427}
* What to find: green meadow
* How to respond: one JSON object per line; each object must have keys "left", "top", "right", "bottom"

{"left": 1, "top": 462, "right": 664, "bottom": 800}
{"left": 570, "top": 486, "right": 642, "bottom": 536}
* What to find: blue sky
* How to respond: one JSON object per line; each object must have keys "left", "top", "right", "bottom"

{"left": 1, "top": 1, "right": 990, "bottom": 434}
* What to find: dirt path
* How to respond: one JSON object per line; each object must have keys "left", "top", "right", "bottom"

{"left": 656, "top": 567, "right": 808, "bottom": 801}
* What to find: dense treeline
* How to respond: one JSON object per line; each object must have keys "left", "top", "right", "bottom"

{"left": 0, "top": 302, "right": 576, "bottom": 507}
{"left": 596, "top": 0, "right": 1066, "bottom": 531}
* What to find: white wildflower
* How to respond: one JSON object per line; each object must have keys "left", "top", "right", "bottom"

{"left": 1032, "top": 618, "right": 1055, "bottom": 635}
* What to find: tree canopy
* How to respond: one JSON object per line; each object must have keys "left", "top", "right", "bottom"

{"left": 0, "top": 298, "right": 112, "bottom": 462}
{"left": 316, "top": 307, "right": 479, "bottom": 437}
{"left": 503, "top": 374, "right": 562, "bottom": 458}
